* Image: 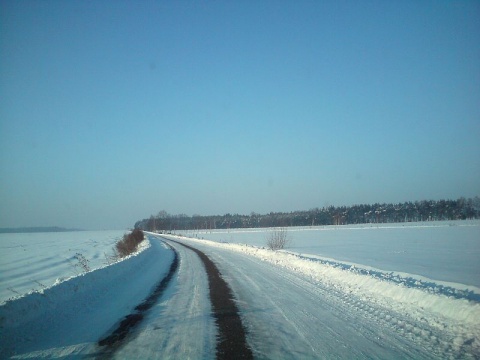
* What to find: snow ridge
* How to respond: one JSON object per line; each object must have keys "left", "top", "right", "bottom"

{"left": 287, "top": 252, "right": 480, "bottom": 302}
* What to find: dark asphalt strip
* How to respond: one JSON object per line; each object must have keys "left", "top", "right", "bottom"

{"left": 165, "top": 237, "right": 253, "bottom": 360}
{"left": 95, "top": 241, "right": 179, "bottom": 358}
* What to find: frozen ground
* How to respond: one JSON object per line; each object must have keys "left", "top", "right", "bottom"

{"left": 1, "top": 221, "right": 479, "bottom": 358}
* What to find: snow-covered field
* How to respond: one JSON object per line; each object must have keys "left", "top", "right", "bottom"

{"left": 1, "top": 221, "right": 479, "bottom": 358}
{"left": 0, "top": 230, "right": 127, "bottom": 304}
{"left": 187, "top": 220, "right": 480, "bottom": 288}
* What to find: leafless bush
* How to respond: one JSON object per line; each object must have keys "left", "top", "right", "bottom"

{"left": 74, "top": 252, "right": 91, "bottom": 272}
{"left": 266, "top": 227, "right": 290, "bottom": 250}
{"left": 115, "top": 229, "right": 144, "bottom": 258}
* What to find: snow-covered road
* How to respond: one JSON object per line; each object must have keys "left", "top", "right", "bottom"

{"left": 194, "top": 244, "right": 423, "bottom": 358}
{"left": 112, "top": 238, "right": 217, "bottom": 359}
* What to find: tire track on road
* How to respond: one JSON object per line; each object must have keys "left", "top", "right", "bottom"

{"left": 165, "top": 237, "right": 253, "bottom": 360}
{"left": 195, "top": 242, "right": 441, "bottom": 359}
{"left": 95, "top": 241, "right": 179, "bottom": 358}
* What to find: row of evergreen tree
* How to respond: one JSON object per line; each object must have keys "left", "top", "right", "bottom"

{"left": 134, "top": 196, "right": 480, "bottom": 232}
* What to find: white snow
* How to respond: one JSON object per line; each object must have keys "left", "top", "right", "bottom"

{"left": 1, "top": 221, "right": 479, "bottom": 359}
{"left": 186, "top": 220, "right": 480, "bottom": 287}
{"left": 0, "top": 230, "right": 127, "bottom": 303}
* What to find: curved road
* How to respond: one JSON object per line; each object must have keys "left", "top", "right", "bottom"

{"left": 111, "top": 234, "right": 478, "bottom": 359}
{"left": 168, "top": 237, "right": 432, "bottom": 359}
{"left": 112, "top": 237, "right": 217, "bottom": 359}
{"left": 5, "top": 233, "right": 475, "bottom": 359}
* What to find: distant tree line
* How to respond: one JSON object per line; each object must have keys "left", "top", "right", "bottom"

{"left": 134, "top": 197, "right": 480, "bottom": 232}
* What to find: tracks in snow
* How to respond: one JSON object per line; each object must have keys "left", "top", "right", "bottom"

{"left": 86, "top": 234, "right": 480, "bottom": 358}
{"left": 96, "top": 241, "right": 179, "bottom": 358}
{"left": 167, "top": 238, "right": 253, "bottom": 359}
{"left": 178, "top": 237, "right": 480, "bottom": 359}
{"left": 100, "top": 235, "right": 252, "bottom": 359}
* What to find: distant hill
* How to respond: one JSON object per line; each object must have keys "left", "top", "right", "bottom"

{"left": 0, "top": 226, "right": 82, "bottom": 234}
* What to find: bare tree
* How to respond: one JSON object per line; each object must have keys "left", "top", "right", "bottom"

{"left": 266, "top": 227, "right": 290, "bottom": 250}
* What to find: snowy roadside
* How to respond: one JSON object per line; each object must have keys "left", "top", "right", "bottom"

{"left": 0, "top": 236, "right": 175, "bottom": 359}
{"left": 190, "top": 220, "right": 480, "bottom": 287}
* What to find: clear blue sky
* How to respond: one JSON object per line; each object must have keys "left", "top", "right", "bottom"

{"left": 1, "top": 1, "right": 479, "bottom": 230}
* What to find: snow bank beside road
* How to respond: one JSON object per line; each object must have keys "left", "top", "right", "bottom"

{"left": 188, "top": 235, "right": 480, "bottom": 321}
{"left": 0, "top": 236, "right": 174, "bottom": 359}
